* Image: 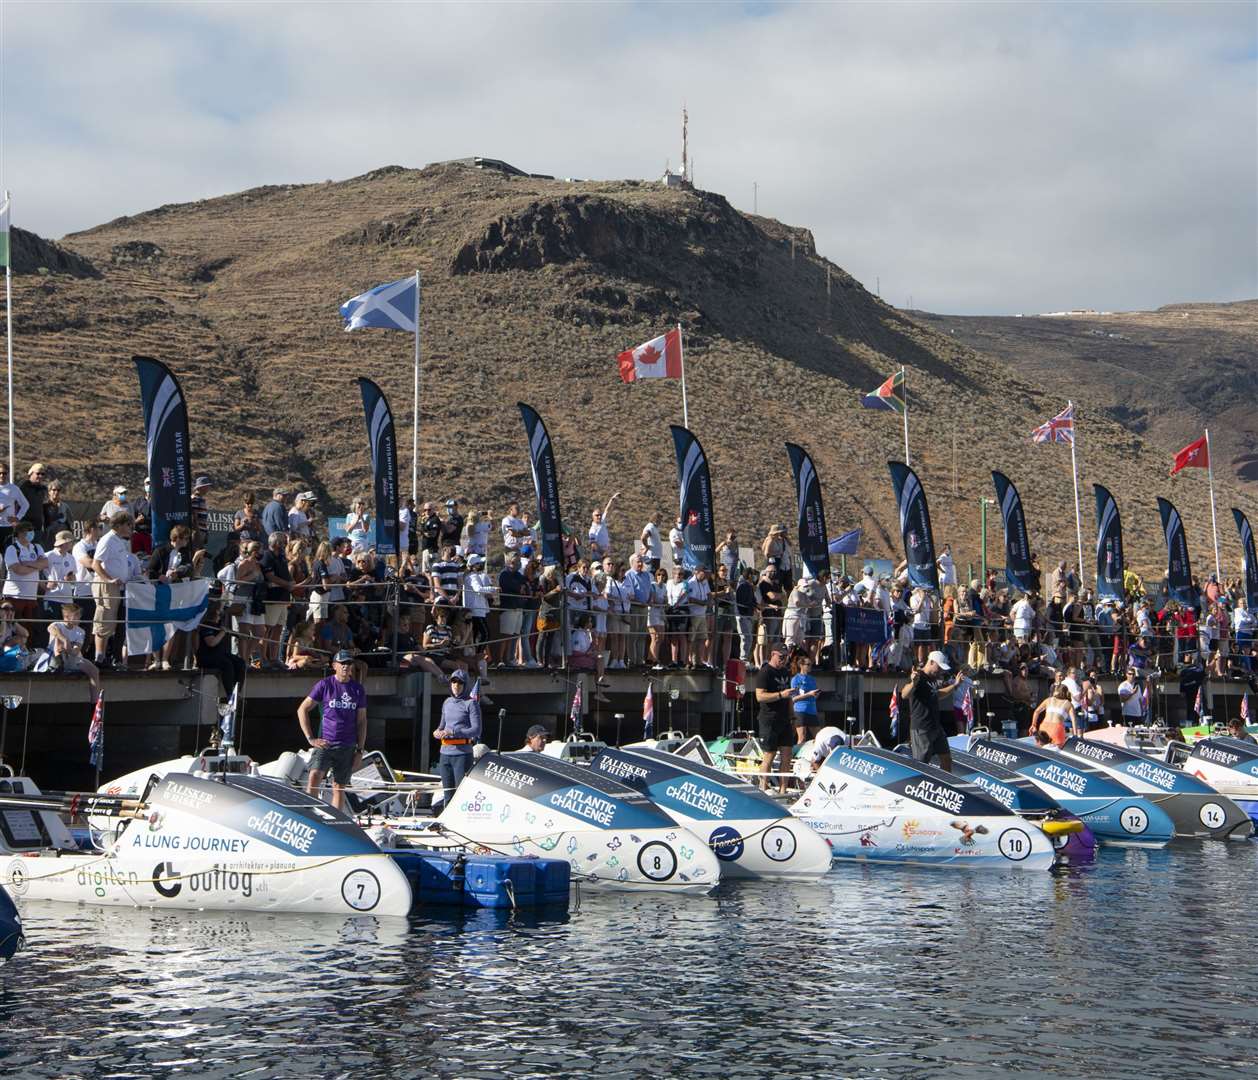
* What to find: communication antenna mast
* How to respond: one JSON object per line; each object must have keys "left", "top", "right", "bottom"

{"left": 682, "top": 104, "right": 689, "bottom": 182}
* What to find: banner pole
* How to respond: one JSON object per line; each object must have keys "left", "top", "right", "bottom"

{"left": 1206, "top": 427, "right": 1221, "bottom": 579}
{"left": 1068, "top": 400, "right": 1085, "bottom": 584}
{"left": 677, "top": 322, "right": 689, "bottom": 429}
{"left": 412, "top": 270, "right": 420, "bottom": 504}
{"left": 901, "top": 366, "right": 909, "bottom": 466}
{"left": 5, "top": 191, "right": 12, "bottom": 479}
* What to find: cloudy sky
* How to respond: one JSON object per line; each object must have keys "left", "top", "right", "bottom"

{"left": 1, "top": 1, "right": 1254, "bottom": 314}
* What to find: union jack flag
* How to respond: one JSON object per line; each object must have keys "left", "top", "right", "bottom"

{"left": 88, "top": 691, "right": 105, "bottom": 770}
{"left": 1032, "top": 404, "right": 1075, "bottom": 445}
{"left": 469, "top": 677, "right": 481, "bottom": 704}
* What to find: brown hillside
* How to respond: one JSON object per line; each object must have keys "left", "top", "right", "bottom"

{"left": 4, "top": 162, "right": 1255, "bottom": 579}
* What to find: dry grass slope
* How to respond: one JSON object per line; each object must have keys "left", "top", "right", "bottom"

{"left": 4, "top": 163, "right": 1255, "bottom": 579}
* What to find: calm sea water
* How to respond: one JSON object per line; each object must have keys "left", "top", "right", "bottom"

{"left": 2, "top": 842, "right": 1256, "bottom": 1080}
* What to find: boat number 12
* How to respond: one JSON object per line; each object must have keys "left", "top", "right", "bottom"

{"left": 1120, "top": 807, "right": 1149, "bottom": 835}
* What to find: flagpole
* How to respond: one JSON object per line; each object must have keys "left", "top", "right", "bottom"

{"left": 412, "top": 270, "right": 420, "bottom": 503}
{"left": 901, "top": 366, "right": 909, "bottom": 466}
{"left": 1205, "top": 427, "right": 1221, "bottom": 578}
{"left": 677, "top": 322, "right": 689, "bottom": 429}
{"left": 5, "top": 191, "right": 12, "bottom": 478}
{"left": 1068, "top": 400, "right": 1085, "bottom": 583}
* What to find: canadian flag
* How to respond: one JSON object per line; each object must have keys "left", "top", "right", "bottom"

{"left": 617, "top": 328, "right": 682, "bottom": 383}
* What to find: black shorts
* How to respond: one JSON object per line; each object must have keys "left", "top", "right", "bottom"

{"left": 310, "top": 744, "right": 357, "bottom": 785}
{"left": 758, "top": 715, "right": 794, "bottom": 752}
{"left": 910, "top": 725, "right": 950, "bottom": 764}
{"left": 471, "top": 616, "right": 488, "bottom": 644}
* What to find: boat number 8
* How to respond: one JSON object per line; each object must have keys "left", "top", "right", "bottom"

{"left": 998, "top": 828, "right": 1032, "bottom": 861}
{"left": 761, "top": 826, "right": 797, "bottom": 862}
{"left": 1120, "top": 807, "right": 1149, "bottom": 834}
{"left": 637, "top": 841, "right": 678, "bottom": 882}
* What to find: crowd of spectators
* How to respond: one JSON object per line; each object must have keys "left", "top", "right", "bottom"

{"left": 0, "top": 464, "right": 1254, "bottom": 727}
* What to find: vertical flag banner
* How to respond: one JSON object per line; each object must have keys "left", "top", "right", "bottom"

{"left": 1094, "top": 484, "right": 1126, "bottom": 602}
{"left": 518, "top": 403, "right": 566, "bottom": 568}
{"left": 643, "top": 684, "right": 654, "bottom": 740}
{"left": 785, "top": 443, "right": 830, "bottom": 580}
{"left": 888, "top": 460, "right": 939, "bottom": 592}
{"left": 133, "top": 356, "right": 193, "bottom": 546}
{"left": 670, "top": 425, "right": 716, "bottom": 572}
{"left": 1156, "top": 497, "right": 1194, "bottom": 604}
{"left": 357, "top": 378, "right": 399, "bottom": 556}
{"left": 88, "top": 691, "right": 104, "bottom": 774}
{"left": 991, "top": 471, "right": 1037, "bottom": 593}
{"left": 1232, "top": 508, "right": 1258, "bottom": 610}
{"left": 340, "top": 273, "right": 421, "bottom": 501}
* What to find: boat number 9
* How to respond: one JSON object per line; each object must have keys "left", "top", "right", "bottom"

{"left": 1198, "top": 802, "right": 1226, "bottom": 830}
{"left": 341, "top": 869, "right": 382, "bottom": 912}
{"left": 998, "top": 828, "right": 1032, "bottom": 862}
{"left": 637, "top": 841, "right": 678, "bottom": 882}
{"left": 1120, "top": 807, "right": 1149, "bottom": 835}
{"left": 761, "top": 826, "right": 798, "bottom": 862}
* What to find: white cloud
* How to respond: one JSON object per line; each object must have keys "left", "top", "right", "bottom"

{"left": 2, "top": 0, "right": 1253, "bottom": 313}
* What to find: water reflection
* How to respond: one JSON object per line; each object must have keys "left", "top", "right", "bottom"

{"left": 2, "top": 842, "right": 1256, "bottom": 1079}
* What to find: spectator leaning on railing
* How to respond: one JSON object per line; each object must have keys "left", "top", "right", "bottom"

{"left": 91, "top": 512, "right": 133, "bottom": 668}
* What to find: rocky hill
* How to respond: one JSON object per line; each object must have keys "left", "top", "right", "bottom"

{"left": 4, "top": 162, "right": 1255, "bottom": 578}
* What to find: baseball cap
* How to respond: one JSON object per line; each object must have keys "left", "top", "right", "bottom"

{"left": 445, "top": 498, "right": 457, "bottom": 506}
{"left": 332, "top": 649, "right": 355, "bottom": 664}
{"left": 273, "top": 486, "right": 291, "bottom": 496}
{"left": 113, "top": 485, "right": 127, "bottom": 495}
{"left": 926, "top": 650, "right": 951, "bottom": 670}
{"left": 193, "top": 475, "right": 211, "bottom": 488}
{"left": 296, "top": 490, "right": 316, "bottom": 502}
{"left": 526, "top": 724, "right": 549, "bottom": 740}
{"left": 468, "top": 554, "right": 485, "bottom": 566}
{"left": 449, "top": 668, "right": 468, "bottom": 683}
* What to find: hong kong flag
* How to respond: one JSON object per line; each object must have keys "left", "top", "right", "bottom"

{"left": 1171, "top": 434, "right": 1208, "bottom": 476}
{"left": 618, "top": 328, "right": 683, "bottom": 383}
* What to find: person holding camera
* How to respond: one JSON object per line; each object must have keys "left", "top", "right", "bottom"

{"left": 901, "top": 651, "right": 966, "bottom": 770}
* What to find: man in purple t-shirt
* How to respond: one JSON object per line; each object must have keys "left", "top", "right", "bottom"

{"left": 298, "top": 649, "right": 367, "bottom": 809}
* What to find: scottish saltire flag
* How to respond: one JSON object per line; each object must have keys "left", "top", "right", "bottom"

{"left": 88, "top": 691, "right": 104, "bottom": 770}
{"left": 125, "top": 579, "right": 210, "bottom": 656}
{"left": 219, "top": 684, "right": 239, "bottom": 740}
{"left": 340, "top": 275, "right": 418, "bottom": 332}
{"left": 828, "top": 528, "right": 861, "bottom": 556}
{"left": 643, "top": 684, "right": 654, "bottom": 740}
{"left": 571, "top": 682, "right": 583, "bottom": 735}
{"left": 860, "top": 368, "right": 905, "bottom": 413}
{"left": 1032, "top": 404, "right": 1075, "bottom": 444}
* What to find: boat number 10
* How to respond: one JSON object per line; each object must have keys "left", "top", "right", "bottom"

{"left": 998, "top": 828, "right": 1032, "bottom": 861}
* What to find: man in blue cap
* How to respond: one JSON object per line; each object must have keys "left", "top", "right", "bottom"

{"left": 433, "top": 669, "right": 482, "bottom": 807}
{"left": 298, "top": 649, "right": 367, "bottom": 810}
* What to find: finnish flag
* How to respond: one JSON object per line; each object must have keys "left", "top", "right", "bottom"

{"left": 340, "top": 275, "right": 419, "bottom": 333}
{"left": 125, "top": 579, "right": 211, "bottom": 656}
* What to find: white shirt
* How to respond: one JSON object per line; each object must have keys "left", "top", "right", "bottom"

{"left": 588, "top": 521, "right": 610, "bottom": 555}
{"left": 465, "top": 521, "right": 491, "bottom": 557}
{"left": 910, "top": 591, "right": 933, "bottom": 628}
{"left": 43, "top": 549, "right": 78, "bottom": 604}
{"left": 346, "top": 511, "right": 370, "bottom": 553}
{"left": 605, "top": 578, "right": 630, "bottom": 615}
{"left": 72, "top": 539, "right": 96, "bottom": 596}
{"left": 463, "top": 570, "right": 495, "bottom": 617}
{"left": 1118, "top": 678, "right": 1144, "bottom": 718}
{"left": 50, "top": 620, "right": 85, "bottom": 653}
{"left": 501, "top": 514, "right": 525, "bottom": 551}
{"left": 0, "top": 483, "right": 30, "bottom": 527}
{"left": 99, "top": 499, "right": 128, "bottom": 522}
{"left": 669, "top": 526, "right": 685, "bottom": 560}
{"left": 288, "top": 508, "right": 311, "bottom": 537}
{"left": 94, "top": 529, "right": 132, "bottom": 583}
{"left": 666, "top": 579, "right": 689, "bottom": 607}
{"left": 3, "top": 539, "right": 45, "bottom": 599}
{"left": 938, "top": 553, "right": 957, "bottom": 587}
{"left": 1011, "top": 599, "right": 1035, "bottom": 632}
{"left": 641, "top": 521, "right": 662, "bottom": 560}
{"left": 398, "top": 507, "right": 414, "bottom": 552}
{"left": 1062, "top": 676, "right": 1082, "bottom": 709}
{"left": 1234, "top": 607, "right": 1254, "bottom": 634}
{"left": 687, "top": 576, "right": 711, "bottom": 618}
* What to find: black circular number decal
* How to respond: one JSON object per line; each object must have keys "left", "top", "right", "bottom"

{"left": 341, "top": 869, "right": 382, "bottom": 912}
{"left": 998, "top": 828, "right": 1032, "bottom": 861}
{"left": 636, "top": 841, "right": 677, "bottom": 882}
{"left": 761, "top": 825, "right": 797, "bottom": 862}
